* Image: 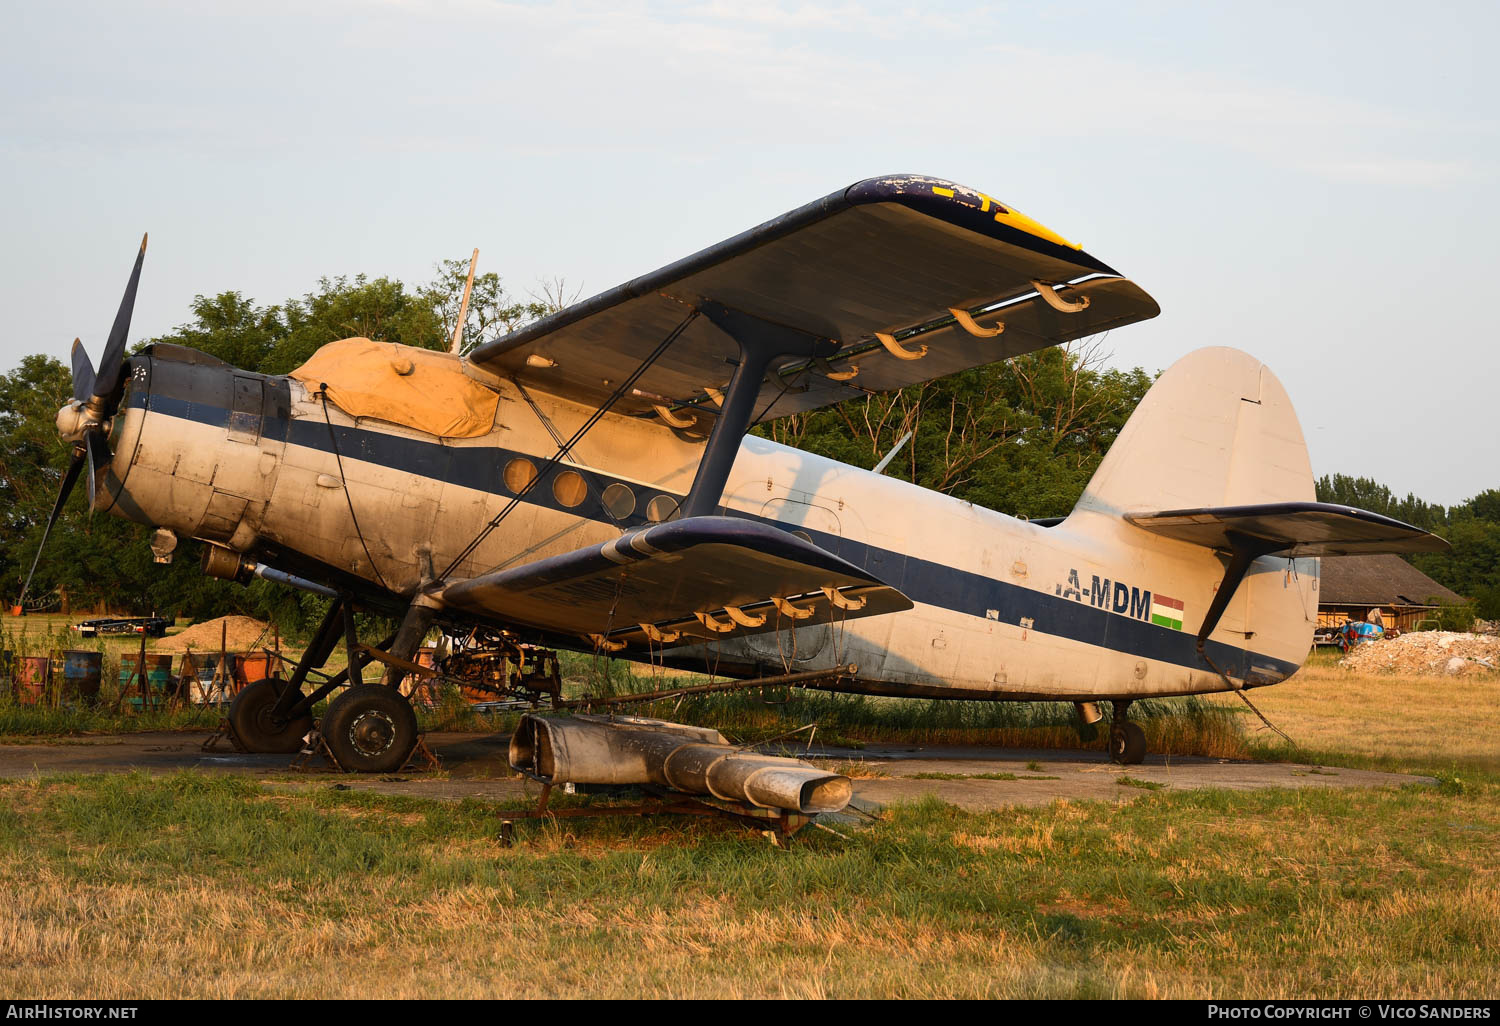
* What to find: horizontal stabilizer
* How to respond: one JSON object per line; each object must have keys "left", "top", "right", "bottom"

{"left": 436, "top": 516, "right": 911, "bottom": 650}
{"left": 1124, "top": 502, "right": 1450, "bottom": 557}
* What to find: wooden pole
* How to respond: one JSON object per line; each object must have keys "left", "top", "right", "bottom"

{"left": 448, "top": 248, "right": 479, "bottom": 355}
{"left": 135, "top": 631, "right": 148, "bottom": 712}
{"left": 217, "top": 619, "right": 229, "bottom": 703}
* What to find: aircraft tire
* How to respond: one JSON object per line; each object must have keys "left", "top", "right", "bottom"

{"left": 321, "top": 685, "right": 418, "bottom": 773}
{"left": 1109, "top": 721, "right": 1147, "bottom": 765}
{"left": 229, "top": 679, "right": 314, "bottom": 754}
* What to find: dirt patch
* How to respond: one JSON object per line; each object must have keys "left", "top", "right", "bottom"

{"left": 153, "top": 616, "right": 273, "bottom": 653}
{"left": 1339, "top": 631, "right": 1500, "bottom": 677}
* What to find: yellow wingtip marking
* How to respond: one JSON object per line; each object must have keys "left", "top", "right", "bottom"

{"left": 994, "top": 205, "right": 1081, "bottom": 250}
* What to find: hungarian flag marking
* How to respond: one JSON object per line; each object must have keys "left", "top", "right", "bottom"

{"left": 1151, "top": 594, "right": 1184, "bottom": 631}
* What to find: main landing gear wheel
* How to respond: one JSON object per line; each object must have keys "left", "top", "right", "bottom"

{"left": 321, "top": 685, "right": 418, "bottom": 773}
{"left": 229, "top": 679, "right": 314, "bottom": 754}
{"left": 1110, "top": 721, "right": 1147, "bottom": 765}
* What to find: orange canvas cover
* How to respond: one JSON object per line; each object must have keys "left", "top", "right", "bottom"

{"left": 290, "top": 338, "right": 499, "bottom": 438}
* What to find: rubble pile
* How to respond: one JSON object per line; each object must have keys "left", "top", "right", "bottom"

{"left": 154, "top": 615, "right": 273, "bottom": 652}
{"left": 1340, "top": 631, "right": 1500, "bottom": 677}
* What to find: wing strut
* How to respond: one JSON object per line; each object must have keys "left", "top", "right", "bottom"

{"left": 680, "top": 302, "right": 838, "bottom": 518}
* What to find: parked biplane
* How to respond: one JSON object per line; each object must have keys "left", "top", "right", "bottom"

{"left": 23, "top": 175, "right": 1447, "bottom": 771}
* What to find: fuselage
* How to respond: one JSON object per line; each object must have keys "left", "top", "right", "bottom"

{"left": 98, "top": 344, "right": 1318, "bottom": 702}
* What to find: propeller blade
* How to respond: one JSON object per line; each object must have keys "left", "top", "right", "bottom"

{"left": 91, "top": 233, "right": 147, "bottom": 410}
{"left": 70, "top": 338, "right": 95, "bottom": 403}
{"left": 85, "top": 429, "right": 112, "bottom": 510}
{"left": 11, "top": 448, "right": 86, "bottom": 615}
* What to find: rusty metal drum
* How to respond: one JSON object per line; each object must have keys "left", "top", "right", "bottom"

{"left": 15, "top": 656, "right": 51, "bottom": 706}
{"left": 120, "top": 653, "right": 175, "bottom": 710}
{"left": 61, "top": 650, "right": 103, "bottom": 705}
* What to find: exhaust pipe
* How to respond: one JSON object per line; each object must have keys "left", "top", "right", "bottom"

{"left": 510, "top": 714, "right": 852, "bottom": 815}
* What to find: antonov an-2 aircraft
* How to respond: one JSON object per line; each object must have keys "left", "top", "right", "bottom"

{"left": 29, "top": 174, "right": 1446, "bottom": 772}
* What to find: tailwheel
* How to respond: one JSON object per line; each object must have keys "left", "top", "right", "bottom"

{"left": 1109, "top": 721, "right": 1147, "bottom": 765}
{"left": 321, "top": 684, "right": 418, "bottom": 773}
{"left": 229, "top": 678, "right": 313, "bottom": 754}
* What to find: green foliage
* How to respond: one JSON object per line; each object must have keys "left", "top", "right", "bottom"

{"left": 147, "top": 259, "right": 569, "bottom": 374}
{"left": 1, "top": 258, "right": 557, "bottom": 627}
{"left": 1314, "top": 473, "right": 1448, "bottom": 532}
{"left": 1315, "top": 476, "right": 1500, "bottom": 614}
{"left": 1425, "top": 603, "right": 1477, "bottom": 633}
{"left": 756, "top": 344, "right": 1154, "bottom": 518}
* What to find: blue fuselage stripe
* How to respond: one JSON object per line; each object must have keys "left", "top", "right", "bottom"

{"left": 134, "top": 391, "right": 1300, "bottom": 681}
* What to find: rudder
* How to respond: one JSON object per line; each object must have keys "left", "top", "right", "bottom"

{"left": 1075, "top": 347, "right": 1314, "bottom": 518}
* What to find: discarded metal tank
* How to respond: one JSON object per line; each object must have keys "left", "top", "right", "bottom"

{"left": 510, "top": 714, "right": 852, "bottom": 815}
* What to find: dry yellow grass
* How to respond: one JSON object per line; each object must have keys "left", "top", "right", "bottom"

{"left": 1212, "top": 654, "right": 1500, "bottom": 773}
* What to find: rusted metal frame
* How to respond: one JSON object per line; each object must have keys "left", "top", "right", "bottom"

{"left": 564, "top": 663, "right": 857, "bottom": 709}
{"left": 357, "top": 644, "right": 436, "bottom": 679}
{"left": 680, "top": 302, "right": 838, "bottom": 519}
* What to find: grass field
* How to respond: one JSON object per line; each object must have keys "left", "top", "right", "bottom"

{"left": 1242, "top": 652, "right": 1500, "bottom": 776}
{"left": 0, "top": 642, "right": 1496, "bottom": 998}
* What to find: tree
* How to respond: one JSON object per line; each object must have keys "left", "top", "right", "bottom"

{"left": 424, "top": 258, "right": 554, "bottom": 356}
{"left": 757, "top": 341, "right": 1154, "bottom": 519}
{"left": 1316, "top": 476, "right": 1500, "bottom": 616}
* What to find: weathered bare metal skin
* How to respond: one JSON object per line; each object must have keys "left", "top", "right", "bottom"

{"left": 510, "top": 714, "right": 852, "bottom": 814}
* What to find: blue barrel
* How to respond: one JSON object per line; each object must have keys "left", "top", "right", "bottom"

{"left": 61, "top": 650, "right": 103, "bottom": 704}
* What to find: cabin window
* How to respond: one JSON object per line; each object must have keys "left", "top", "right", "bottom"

{"left": 503, "top": 458, "right": 538, "bottom": 494}
{"left": 645, "top": 495, "right": 679, "bottom": 523}
{"left": 552, "top": 470, "right": 588, "bottom": 508}
{"left": 602, "top": 482, "right": 636, "bottom": 519}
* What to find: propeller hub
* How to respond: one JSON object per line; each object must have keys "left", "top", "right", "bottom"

{"left": 55, "top": 400, "right": 92, "bottom": 442}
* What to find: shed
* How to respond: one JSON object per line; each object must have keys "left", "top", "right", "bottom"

{"left": 1317, "top": 554, "right": 1465, "bottom": 632}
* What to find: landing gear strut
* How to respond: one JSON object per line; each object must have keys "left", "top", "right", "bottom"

{"left": 228, "top": 591, "right": 426, "bottom": 773}
{"left": 1108, "top": 700, "right": 1146, "bottom": 765}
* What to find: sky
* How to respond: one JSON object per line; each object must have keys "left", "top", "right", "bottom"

{"left": 1, "top": 0, "right": 1495, "bottom": 506}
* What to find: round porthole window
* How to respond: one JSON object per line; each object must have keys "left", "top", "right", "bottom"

{"left": 503, "top": 457, "right": 537, "bottom": 494}
{"left": 552, "top": 469, "right": 587, "bottom": 508}
{"left": 601, "top": 482, "right": 636, "bottom": 519}
{"left": 645, "top": 495, "right": 679, "bottom": 523}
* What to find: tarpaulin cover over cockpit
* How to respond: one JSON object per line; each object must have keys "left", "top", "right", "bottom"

{"left": 289, "top": 338, "right": 499, "bottom": 438}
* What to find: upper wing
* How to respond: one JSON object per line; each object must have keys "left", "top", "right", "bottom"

{"left": 468, "top": 175, "right": 1160, "bottom": 423}
{"left": 1124, "top": 502, "right": 1451, "bottom": 557}
{"left": 435, "top": 516, "right": 911, "bottom": 650}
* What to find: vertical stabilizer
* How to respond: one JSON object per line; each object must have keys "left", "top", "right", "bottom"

{"left": 1075, "top": 347, "right": 1314, "bottom": 518}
